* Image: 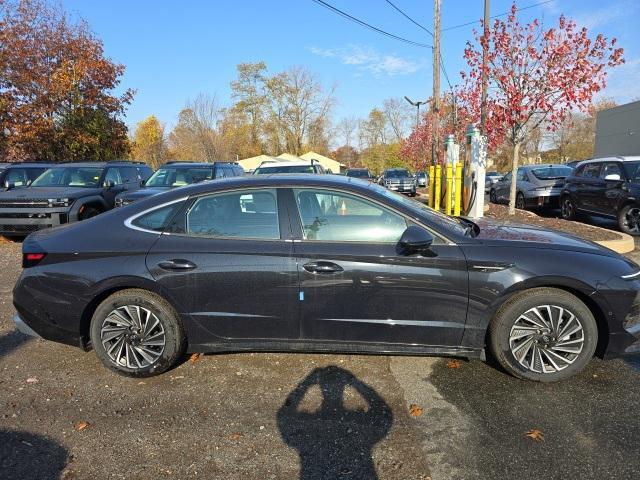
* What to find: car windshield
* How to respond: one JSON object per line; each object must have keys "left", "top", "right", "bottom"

{"left": 346, "top": 170, "right": 370, "bottom": 178}
{"left": 31, "top": 167, "right": 103, "bottom": 187}
{"left": 254, "top": 165, "right": 315, "bottom": 174}
{"left": 487, "top": 171, "right": 499, "bottom": 176}
{"left": 385, "top": 169, "right": 410, "bottom": 178}
{"left": 146, "top": 167, "right": 213, "bottom": 187}
{"left": 370, "top": 183, "right": 470, "bottom": 237}
{"left": 530, "top": 166, "right": 572, "bottom": 180}
{"left": 622, "top": 161, "right": 640, "bottom": 181}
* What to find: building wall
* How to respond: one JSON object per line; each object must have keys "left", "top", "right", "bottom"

{"left": 595, "top": 101, "right": 640, "bottom": 157}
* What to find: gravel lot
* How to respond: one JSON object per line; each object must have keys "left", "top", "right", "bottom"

{"left": 1, "top": 238, "right": 639, "bottom": 480}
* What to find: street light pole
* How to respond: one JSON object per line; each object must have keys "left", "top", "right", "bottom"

{"left": 404, "top": 96, "right": 427, "bottom": 131}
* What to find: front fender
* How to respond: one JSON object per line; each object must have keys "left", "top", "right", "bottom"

{"left": 69, "top": 195, "right": 109, "bottom": 221}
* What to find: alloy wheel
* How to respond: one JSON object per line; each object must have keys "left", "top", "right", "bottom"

{"left": 623, "top": 207, "right": 640, "bottom": 233}
{"left": 561, "top": 198, "right": 574, "bottom": 219}
{"left": 509, "top": 305, "right": 584, "bottom": 374}
{"left": 100, "top": 305, "right": 166, "bottom": 369}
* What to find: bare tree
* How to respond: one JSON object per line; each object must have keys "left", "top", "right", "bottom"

{"left": 382, "top": 98, "right": 412, "bottom": 141}
{"left": 169, "top": 94, "right": 222, "bottom": 161}
{"left": 337, "top": 117, "right": 359, "bottom": 149}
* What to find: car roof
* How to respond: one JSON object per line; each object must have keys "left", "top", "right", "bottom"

{"left": 4, "top": 162, "right": 54, "bottom": 168}
{"left": 520, "top": 164, "right": 571, "bottom": 170}
{"left": 159, "top": 162, "right": 219, "bottom": 168}
{"left": 574, "top": 156, "right": 640, "bottom": 166}
{"left": 257, "top": 161, "right": 315, "bottom": 167}
{"left": 347, "top": 167, "right": 369, "bottom": 171}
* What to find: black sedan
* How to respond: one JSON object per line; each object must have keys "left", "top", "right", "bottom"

{"left": 13, "top": 175, "right": 640, "bottom": 381}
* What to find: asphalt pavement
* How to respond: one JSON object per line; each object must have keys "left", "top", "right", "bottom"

{"left": 0, "top": 236, "right": 639, "bottom": 480}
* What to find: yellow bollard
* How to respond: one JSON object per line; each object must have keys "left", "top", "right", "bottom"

{"left": 454, "top": 162, "right": 463, "bottom": 216}
{"left": 445, "top": 163, "right": 453, "bottom": 215}
{"left": 428, "top": 165, "right": 435, "bottom": 208}
{"left": 434, "top": 164, "right": 442, "bottom": 212}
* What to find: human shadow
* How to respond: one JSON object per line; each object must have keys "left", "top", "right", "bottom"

{"left": 0, "top": 329, "right": 32, "bottom": 360}
{"left": 0, "top": 429, "right": 68, "bottom": 480}
{"left": 277, "top": 366, "right": 392, "bottom": 480}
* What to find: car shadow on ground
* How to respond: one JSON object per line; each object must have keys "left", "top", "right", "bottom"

{"left": 277, "top": 365, "right": 392, "bottom": 480}
{"left": 0, "top": 429, "right": 68, "bottom": 480}
{"left": 0, "top": 329, "right": 32, "bottom": 359}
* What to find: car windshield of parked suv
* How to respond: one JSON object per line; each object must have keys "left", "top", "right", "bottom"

{"left": 346, "top": 169, "right": 370, "bottom": 178}
{"left": 146, "top": 167, "right": 213, "bottom": 187}
{"left": 253, "top": 165, "right": 316, "bottom": 174}
{"left": 370, "top": 183, "right": 471, "bottom": 237}
{"left": 530, "top": 166, "right": 572, "bottom": 180}
{"left": 385, "top": 169, "right": 410, "bottom": 178}
{"left": 622, "top": 161, "right": 640, "bottom": 181}
{"left": 31, "top": 167, "right": 103, "bottom": 188}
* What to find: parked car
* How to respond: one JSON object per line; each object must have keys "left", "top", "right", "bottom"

{"left": 490, "top": 164, "right": 573, "bottom": 209}
{"left": 0, "top": 161, "right": 147, "bottom": 236}
{"left": 13, "top": 175, "right": 639, "bottom": 381}
{"left": 378, "top": 168, "right": 417, "bottom": 196}
{"left": 0, "top": 162, "right": 53, "bottom": 191}
{"left": 253, "top": 161, "right": 325, "bottom": 175}
{"left": 345, "top": 168, "right": 375, "bottom": 181}
{"left": 414, "top": 171, "right": 429, "bottom": 188}
{"left": 484, "top": 171, "right": 503, "bottom": 193}
{"left": 564, "top": 160, "right": 582, "bottom": 170}
{"left": 115, "top": 161, "right": 244, "bottom": 207}
{"left": 561, "top": 156, "right": 640, "bottom": 235}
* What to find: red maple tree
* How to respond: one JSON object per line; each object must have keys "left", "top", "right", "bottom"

{"left": 461, "top": 2, "right": 624, "bottom": 213}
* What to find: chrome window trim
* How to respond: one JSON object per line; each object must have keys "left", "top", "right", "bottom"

{"left": 124, "top": 197, "right": 189, "bottom": 234}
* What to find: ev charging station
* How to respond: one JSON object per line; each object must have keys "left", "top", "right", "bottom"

{"left": 463, "top": 124, "right": 487, "bottom": 219}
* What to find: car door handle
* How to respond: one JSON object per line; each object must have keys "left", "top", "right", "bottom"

{"left": 303, "top": 261, "right": 343, "bottom": 274}
{"left": 158, "top": 259, "right": 197, "bottom": 271}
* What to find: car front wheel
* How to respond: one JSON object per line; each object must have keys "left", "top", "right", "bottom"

{"left": 90, "top": 289, "right": 186, "bottom": 377}
{"left": 489, "top": 189, "right": 497, "bottom": 203}
{"left": 489, "top": 287, "right": 597, "bottom": 382}
{"left": 561, "top": 195, "right": 577, "bottom": 220}
{"left": 618, "top": 204, "right": 640, "bottom": 236}
{"left": 516, "top": 192, "right": 526, "bottom": 210}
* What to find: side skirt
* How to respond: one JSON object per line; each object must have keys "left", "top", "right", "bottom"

{"left": 188, "top": 339, "right": 484, "bottom": 360}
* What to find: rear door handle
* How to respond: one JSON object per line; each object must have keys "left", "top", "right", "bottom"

{"left": 158, "top": 259, "right": 197, "bottom": 271}
{"left": 303, "top": 261, "right": 343, "bottom": 274}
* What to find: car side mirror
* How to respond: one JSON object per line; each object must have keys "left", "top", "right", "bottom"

{"left": 140, "top": 179, "right": 146, "bottom": 187}
{"left": 5, "top": 181, "right": 15, "bottom": 191}
{"left": 604, "top": 173, "right": 621, "bottom": 182}
{"left": 398, "top": 226, "right": 434, "bottom": 254}
{"left": 104, "top": 180, "right": 115, "bottom": 188}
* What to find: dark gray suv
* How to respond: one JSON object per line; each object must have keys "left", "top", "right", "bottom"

{"left": 0, "top": 161, "right": 151, "bottom": 236}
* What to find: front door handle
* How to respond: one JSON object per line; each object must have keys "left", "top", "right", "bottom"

{"left": 303, "top": 261, "right": 343, "bottom": 274}
{"left": 158, "top": 259, "right": 197, "bottom": 271}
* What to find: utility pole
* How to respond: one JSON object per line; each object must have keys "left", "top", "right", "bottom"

{"left": 404, "top": 96, "right": 427, "bottom": 131}
{"left": 431, "top": 0, "right": 441, "bottom": 166}
{"left": 480, "top": 0, "right": 490, "bottom": 134}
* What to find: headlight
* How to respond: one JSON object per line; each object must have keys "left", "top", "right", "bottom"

{"left": 47, "top": 198, "right": 72, "bottom": 207}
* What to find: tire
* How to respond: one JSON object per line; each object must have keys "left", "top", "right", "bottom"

{"left": 516, "top": 192, "right": 526, "bottom": 210}
{"left": 488, "top": 287, "right": 597, "bottom": 382}
{"left": 618, "top": 204, "right": 640, "bottom": 236}
{"left": 89, "top": 289, "right": 186, "bottom": 377}
{"left": 79, "top": 205, "right": 102, "bottom": 221}
{"left": 560, "top": 195, "right": 577, "bottom": 221}
{"left": 489, "top": 189, "right": 497, "bottom": 203}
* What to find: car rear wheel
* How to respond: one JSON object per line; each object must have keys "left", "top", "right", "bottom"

{"left": 489, "top": 189, "right": 497, "bottom": 203}
{"left": 618, "top": 204, "right": 640, "bottom": 236}
{"left": 489, "top": 287, "right": 597, "bottom": 382}
{"left": 90, "top": 289, "right": 186, "bottom": 377}
{"left": 515, "top": 192, "right": 526, "bottom": 210}
{"left": 560, "top": 196, "right": 577, "bottom": 220}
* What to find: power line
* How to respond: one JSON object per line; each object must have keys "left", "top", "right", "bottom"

{"left": 442, "top": 0, "right": 554, "bottom": 32}
{"left": 384, "top": 0, "right": 433, "bottom": 36}
{"left": 440, "top": 54, "right": 452, "bottom": 89}
{"left": 310, "top": 0, "right": 432, "bottom": 48}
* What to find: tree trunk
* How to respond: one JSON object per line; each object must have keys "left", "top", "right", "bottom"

{"left": 508, "top": 141, "right": 520, "bottom": 215}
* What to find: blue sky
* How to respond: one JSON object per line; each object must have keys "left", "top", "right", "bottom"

{"left": 61, "top": 0, "right": 640, "bottom": 132}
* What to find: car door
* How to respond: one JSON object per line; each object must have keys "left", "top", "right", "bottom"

{"left": 577, "top": 162, "right": 603, "bottom": 212}
{"left": 146, "top": 188, "right": 300, "bottom": 342}
{"left": 101, "top": 167, "right": 127, "bottom": 206}
{"left": 287, "top": 187, "right": 469, "bottom": 347}
{"left": 600, "top": 162, "right": 625, "bottom": 216}
{"left": 496, "top": 171, "right": 511, "bottom": 201}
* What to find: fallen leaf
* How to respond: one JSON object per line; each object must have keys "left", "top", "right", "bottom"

{"left": 230, "top": 432, "right": 243, "bottom": 440}
{"left": 525, "top": 429, "right": 544, "bottom": 442}
{"left": 409, "top": 404, "right": 424, "bottom": 417}
{"left": 189, "top": 353, "right": 202, "bottom": 363}
{"left": 74, "top": 421, "right": 90, "bottom": 431}
{"left": 26, "top": 377, "right": 39, "bottom": 384}
{"left": 447, "top": 359, "right": 463, "bottom": 369}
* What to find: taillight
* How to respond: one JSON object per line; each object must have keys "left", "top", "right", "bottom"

{"left": 22, "top": 252, "right": 46, "bottom": 268}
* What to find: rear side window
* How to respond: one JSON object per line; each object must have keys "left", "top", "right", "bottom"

{"left": 185, "top": 189, "right": 279, "bottom": 239}
{"left": 131, "top": 201, "right": 184, "bottom": 232}
{"left": 601, "top": 163, "right": 622, "bottom": 178}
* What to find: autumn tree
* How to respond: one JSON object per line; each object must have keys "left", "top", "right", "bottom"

{"left": 230, "top": 62, "right": 268, "bottom": 153}
{"left": 462, "top": 3, "right": 624, "bottom": 213}
{"left": 131, "top": 116, "right": 168, "bottom": 168}
{"left": 0, "top": 0, "right": 133, "bottom": 160}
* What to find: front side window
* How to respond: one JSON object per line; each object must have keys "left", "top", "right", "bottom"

{"left": 516, "top": 169, "right": 528, "bottom": 181}
{"left": 32, "top": 167, "right": 103, "bottom": 188}
{"left": 293, "top": 188, "right": 407, "bottom": 242}
{"left": 582, "top": 163, "right": 602, "bottom": 179}
{"left": 601, "top": 163, "right": 623, "bottom": 178}
{"left": 186, "top": 189, "right": 279, "bottom": 239}
{"left": 104, "top": 168, "right": 123, "bottom": 186}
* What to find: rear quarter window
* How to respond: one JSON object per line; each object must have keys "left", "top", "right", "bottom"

{"left": 130, "top": 201, "right": 185, "bottom": 232}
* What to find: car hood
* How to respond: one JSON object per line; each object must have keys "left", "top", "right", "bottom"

{"left": 117, "top": 187, "right": 171, "bottom": 200}
{"left": 474, "top": 218, "right": 618, "bottom": 257}
{"left": 0, "top": 186, "right": 102, "bottom": 199}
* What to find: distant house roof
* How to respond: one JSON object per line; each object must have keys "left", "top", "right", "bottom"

{"left": 300, "top": 151, "right": 346, "bottom": 173}
{"left": 276, "top": 153, "right": 303, "bottom": 162}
